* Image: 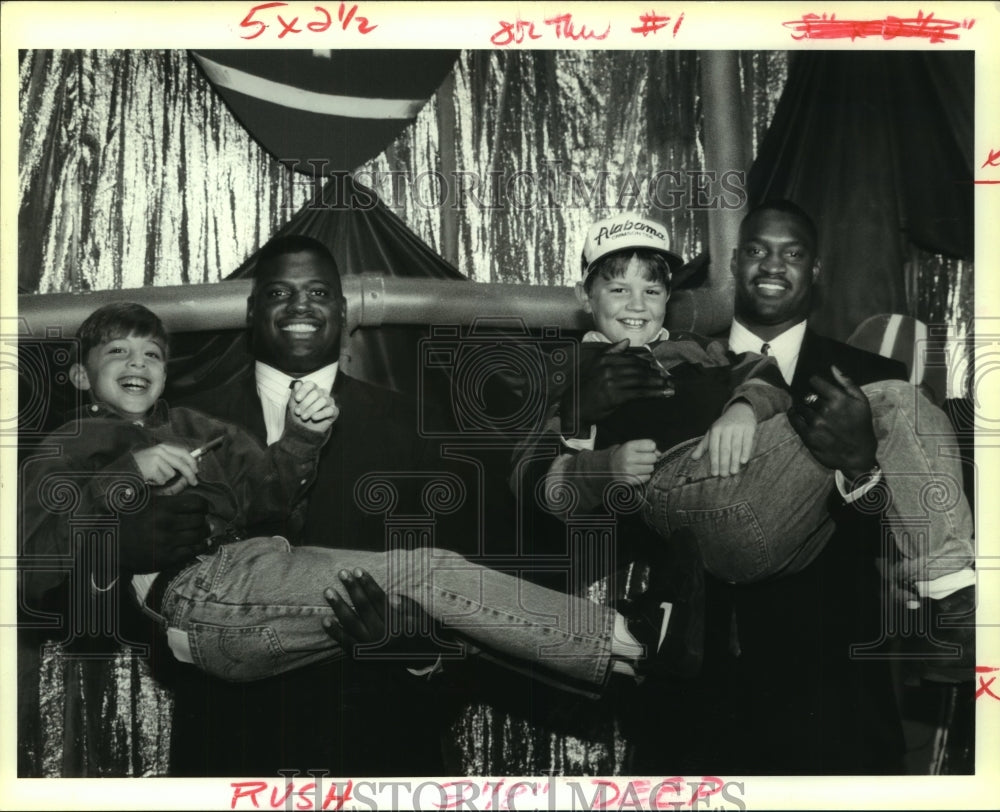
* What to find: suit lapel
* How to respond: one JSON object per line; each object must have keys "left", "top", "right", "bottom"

{"left": 791, "top": 329, "right": 832, "bottom": 398}
{"left": 238, "top": 370, "right": 268, "bottom": 444}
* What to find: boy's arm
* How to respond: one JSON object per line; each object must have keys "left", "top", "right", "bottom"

{"left": 205, "top": 415, "right": 328, "bottom": 531}
{"left": 511, "top": 412, "right": 651, "bottom": 517}
{"left": 722, "top": 347, "right": 792, "bottom": 421}
{"left": 19, "top": 432, "right": 208, "bottom": 603}
{"left": 199, "top": 382, "right": 335, "bottom": 529}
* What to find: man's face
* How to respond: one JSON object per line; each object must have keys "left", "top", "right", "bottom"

{"left": 72, "top": 333, "right": 167, "bottom": 418}
{"left": 248, "top": 250, "right": 344, "bottom": 375}
{"left": 578, "top": 255, "right": 669, "bottom": 347}
{"left": 731, "top": 209, "right": 819, "bottom": 331}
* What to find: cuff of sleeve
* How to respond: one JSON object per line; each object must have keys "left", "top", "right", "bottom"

{"left": 406, "top": 655, "right": 444, "bottom": 679}
{"left": 561, "top": 424, "right": 597, "bottom": 452}
{"left": 835, "top": 467, "right": 882, "bottom": 503}
{"left": 279, "top": 419, "right": 331, "bottom": 457}
{"left": 91, "top": 575, "right": 119, "bottom": 593}
{"left": 543, "top": 447, "right": 617, "bottom": 512}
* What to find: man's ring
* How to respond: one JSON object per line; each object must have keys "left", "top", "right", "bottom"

{"left": 803, "top": 393, "right": 819, "bottom": 406}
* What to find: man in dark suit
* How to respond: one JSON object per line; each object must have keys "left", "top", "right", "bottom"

{"left": 718, "top": 200, "right": 910, "bottom": 773}
{"left": 621, "top": 200, "right": 911, "bottom": 774}
{"left": 168, "top": 234, "right": 458, "bottom": 776}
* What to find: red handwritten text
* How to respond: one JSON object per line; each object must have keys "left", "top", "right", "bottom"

{"left": 631, "top": 11, "right": 685, "bottom": 37}
{"left": 491, "top": 12, "right": 610, "bottom": 46}
{"left": 783, "top": 11, "right": 974, "bottom": 44}
{"left": 976, "top": 666, "right": 1000, "bottom": 700}
{"left": 230, "top": 779, "right": 352, "bottom": 810}
{"left": 975, "top": 148, "right": 1000, "bottom": 184}
{"left": 239, "top": 2, "right": 376, "bottom": 40}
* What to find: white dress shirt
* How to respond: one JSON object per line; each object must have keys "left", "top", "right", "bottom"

{"left": 255, "top": 361, "right": 339, "bottom": 445}
{"left": 728, "top": 318, "right": 807, "bottom": 386}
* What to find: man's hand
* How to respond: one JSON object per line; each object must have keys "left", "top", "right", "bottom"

{"left": 117, "top": 491, "right": 212, "bottom": 574}
{"left": 566, "top": 339, "right": 672, "bottom": 432}
{"left": 132, "top": 443, "right": 200, "bottom": 495}
{"left": 691, "top": 401, "right": 757, "bottom": 477}
{"left": 609, "top": 439, "right": 662, "bottom": 485}
{"left": 788, "top": 365, "right": 878, "bottom": 482}
{"left": 323, "top": 568, "right": 440, "bottom": 664}
{"left": 287, "top": 380, "right": 339, "bottom": 434}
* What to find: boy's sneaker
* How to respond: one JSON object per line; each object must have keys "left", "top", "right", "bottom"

{"left": 619, "top": 529, "right": 705, "bottom": 679}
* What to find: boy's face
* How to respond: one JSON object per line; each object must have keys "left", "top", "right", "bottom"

{"left": 577, "top": 255, "right": 669, "bottom": 347}
{"left": 71, "top": 333, "right": 167, "bottom": 418}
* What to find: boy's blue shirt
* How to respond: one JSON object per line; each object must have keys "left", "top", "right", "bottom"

{"left": 19, "top": 399, "right": 328, "bottom": 602}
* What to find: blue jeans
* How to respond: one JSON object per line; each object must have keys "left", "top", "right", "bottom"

{"left": 154, "top": 536, "right": 615, "bottom": 688}
{"left": 645, "top": 381, "right": 974, "bottom": 589}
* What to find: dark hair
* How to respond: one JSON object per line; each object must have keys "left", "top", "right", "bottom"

{"left": 253, "top": 234, "right": 341, "bottom": 288}
{"left": 583, "top": 249, "right": 673, "bottom": 295}
{"left": 76, "top": 302, "right": 169, "bottom": 362}
{"left": 741, "top": 200, "right": 819, "bottom": 250}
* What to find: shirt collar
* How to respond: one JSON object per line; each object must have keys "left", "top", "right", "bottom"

{"left": 254, "top": 360, "right": 339, "bottom": 401}
{"left": 582, "top": 327, "right": 671, "bottom": 346}
{"left": 728, "top": 319, "right": 808, "bottom": 384}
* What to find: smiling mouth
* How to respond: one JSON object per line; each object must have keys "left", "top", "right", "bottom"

{"left": 618, "top": 318, "right": 649, "bottom": 329}
{"left": 118, "top": 376, "right": 150, "bottom": 392}
{"left": 753, "top": 278, "right": 790, "bottom": 294}
{"left": 281, "top": 323, "right": 320, "bottom": 334}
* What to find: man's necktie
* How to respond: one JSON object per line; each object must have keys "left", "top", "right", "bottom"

{"left": 760, "top": 342, "right": 771, "bottom": 355}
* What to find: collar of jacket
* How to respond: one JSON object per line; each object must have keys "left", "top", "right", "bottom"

{"left": 70, "top": 399, "right": 171, "bottom": 427}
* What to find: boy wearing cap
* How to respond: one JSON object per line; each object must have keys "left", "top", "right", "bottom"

{"left": 526, "top": 213, "right": 974, "bottom": 612}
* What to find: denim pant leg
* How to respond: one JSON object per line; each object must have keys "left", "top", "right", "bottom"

{"left": 644, "top": 422, "right": 836, "bottom": 584}
{"left": 162, "top": 537, "right": 615, "bottom": 688}
{"left": 391, "top": 547, "right": 615, "bottom": 689}
{"left": 161, "top": 536, "right": 399, "bottom": 681}
{"left": 862, "top": 381, "right": 975, "bottom": 588}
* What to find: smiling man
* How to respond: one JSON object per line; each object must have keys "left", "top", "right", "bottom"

{"left": 719, "top": 200, "right": 918, "bottom": 774}
{"left": 171, "top": 234, "right": 455, "bottom": 777}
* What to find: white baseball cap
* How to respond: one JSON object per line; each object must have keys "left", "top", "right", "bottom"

{"left": 581, "top": 213, "right": 685, "bottom": 278}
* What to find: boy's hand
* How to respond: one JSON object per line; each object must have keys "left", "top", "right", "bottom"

{"left": 691, "top": 401, "right": 756, "bottom": 477}
{"left": 287, "top": 380, "right": 339, "bottom": 434}
{"left": 609, "top": 439, "right": 661, "bottom": 485}
{"left": 132, "top": 443, "right": 199, "bottom": 495}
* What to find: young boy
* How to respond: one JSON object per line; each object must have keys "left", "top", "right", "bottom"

{"left": 21, "top": 302, "right": 690, "bottom": 693}
{"left": 528, "top": 213, "right": 975, "bottom": 606}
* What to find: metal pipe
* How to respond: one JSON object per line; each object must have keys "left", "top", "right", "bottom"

{"left": 697, "top": 50, "right": 748, "bottom": 334}
{"left": 16, "top": 275, "right": 722, "bottom": 336}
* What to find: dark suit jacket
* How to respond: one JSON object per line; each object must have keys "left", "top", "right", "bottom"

{"left": 731, "top": 329, "right": 908, "bottom": 773}
{"left": 790, "top": 327, "right": 908, "bottom": 400}
{"left": 166, "top": 369, "right": 464, "bottom": 777}
{"left": 629, "top": 328, "right": 910, "bottom": 776}
{"left": 182, "top": 369, "right": 456, "bottom": 549}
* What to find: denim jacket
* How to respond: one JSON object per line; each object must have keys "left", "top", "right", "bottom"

{"left": 19, "top": 400, "right": 329, "bottom": 602}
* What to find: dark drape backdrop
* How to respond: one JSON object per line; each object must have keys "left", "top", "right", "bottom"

{"left": 747, "top": 51, "right": 974, "bottom": 342}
